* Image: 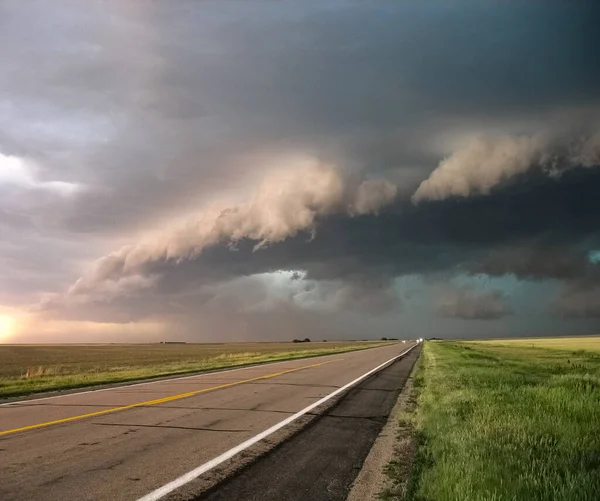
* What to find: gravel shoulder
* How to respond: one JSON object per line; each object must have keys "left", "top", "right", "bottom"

{"left": 346, "top": 354, "right": 421, "bottom": 501}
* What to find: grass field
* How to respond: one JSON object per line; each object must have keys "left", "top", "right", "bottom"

{"left": 387, "top": 336, "right": 600, "bottom": 501}
{"left": 473, "top": 336, "right": 600, "bottom": 352}
{"left": 0, "top": 341, "right": 390, "bottom": 399}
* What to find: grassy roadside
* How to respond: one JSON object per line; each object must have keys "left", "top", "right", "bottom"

{"left": 0, "top": 341, "right": 391, "bottom": 399}
{"left": 387, "top": 338, "right": 600, "bottom": 501}
{"left": 379, "top": 354, "right": 423, "bottom": 501}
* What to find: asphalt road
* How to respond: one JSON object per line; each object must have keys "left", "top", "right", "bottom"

{"left": 0, "top": 342, "right": 416, "bottom": 501}
{"left": 198, "top": 345, "right": 421, "bottom": 501}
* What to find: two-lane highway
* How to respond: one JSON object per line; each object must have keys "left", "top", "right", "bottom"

{"left": 0, "top": 342, "right": 416, "bottom": 501}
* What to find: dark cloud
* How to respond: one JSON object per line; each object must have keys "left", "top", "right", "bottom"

{"left": 437, "top": 288, "right": 512, "bottom": 320}
{"left": 36, "top": 163, "right": 599, "bottom": 333}
{"left": 156, "top": 165, "right": 600, "bottom": 286}
{"left": 2, "top": 1, "right": 600, "bottom": 339}
{"left": 3, "top": 2, "right": 599, "bottom": 236}
{"left": 553, "top": 285, "right": 600, "bottom": 319}
{"left": 466, "top": 245, "right": 595, "bottom": 282}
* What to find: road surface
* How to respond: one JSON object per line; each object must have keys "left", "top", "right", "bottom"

{"left": 0, "top": 342, "right": 417, "bottom": 501}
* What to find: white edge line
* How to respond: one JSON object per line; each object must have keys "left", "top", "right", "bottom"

{"left": 135, "top": 343, "right": 419, "bottom": 501}
{"left": 0, "top": 343, "right": 403, "bottom": 407}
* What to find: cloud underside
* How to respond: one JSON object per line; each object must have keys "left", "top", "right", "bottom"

{"left": 2, "top": 2, "right": 600, "bottom": 339}
{"left": 42, "top": 159, "right": 600, "bottom": 325}
{"left": 437, "top": 288, "right": 511, "bottom": 320}
{"left": 554, "top": 286, "right": 600, "bottom": 318}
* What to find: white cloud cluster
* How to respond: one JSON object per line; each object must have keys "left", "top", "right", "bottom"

{"left": 0, "top": 153, "right": 79, "bottom": 196}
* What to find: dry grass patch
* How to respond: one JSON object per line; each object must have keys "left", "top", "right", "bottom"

{"left": 0, "top": 341, "right": 391, "bottom": 398}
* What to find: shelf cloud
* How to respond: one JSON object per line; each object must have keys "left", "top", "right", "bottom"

{"left": 1, "top": 1, "right": 600, "bottom": 341}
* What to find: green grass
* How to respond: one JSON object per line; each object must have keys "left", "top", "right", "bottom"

{"left": 403, "top": 337, "right": 600, "bottom": 501}
{"left": 0, "top": 341, "right": 390, "bottom": 399}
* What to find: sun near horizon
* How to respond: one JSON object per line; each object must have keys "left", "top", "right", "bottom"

{"left": 0, "top": 315, "right": 16, "bottom": 342}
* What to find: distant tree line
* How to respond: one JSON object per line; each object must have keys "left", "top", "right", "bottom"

{"left": 292, "top": 338, "right": 312, "bottom": 343}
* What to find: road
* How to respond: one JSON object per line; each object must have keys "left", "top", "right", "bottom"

{"left": 0, "top": 342, "right": 417, "bottom": 501}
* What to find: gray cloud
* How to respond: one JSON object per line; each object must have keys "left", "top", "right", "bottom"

{"left": 3, "top": 2, "right": 599, "bottom": 238}
{"left": 36, "top": 164, "right": 600, "bottom": 332}
{"left": 466, "top": 244, "right": 596, "bottom": 282}
{"left": 2, "top": 1, "right": 600, "bottom": 340}
{"left": 312, "top": 279, "right": 400, "bottom": 315}
{"left": 50, "top": 164, "right": 398, "bottom": 303}
{"left": 437, "top": 288, "right": 512, "bottom": 320}
{"left": 553, "top": 285, "right": 600, "bottom": 318}
{"left": 38, "top": 268, "right": 402, "bottom": 344}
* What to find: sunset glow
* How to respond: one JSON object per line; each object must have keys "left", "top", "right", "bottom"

{"left": 0, "top": 315, "right": 16, "bottom": 341}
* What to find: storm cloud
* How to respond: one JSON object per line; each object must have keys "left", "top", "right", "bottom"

{"left": 554, "top": 285, "right": 600, "bottom": 319}
{"left": 412, "top": 130, "right": 600, "bottom": 203}
{"left": 437, "top": 288, "right": 512, "bottom": 321}
{"left": 62, "top": 162, "right": 398, "bottom": 300}
{"left": 2, "top": 1, "right": 600, "bottom": 341}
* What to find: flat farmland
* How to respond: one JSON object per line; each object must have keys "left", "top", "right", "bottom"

{"left": 472, "top": 335, "right": 600, "bottom": 352}
{"left": 0, "top": 341, "right": 391, "bottom": 399}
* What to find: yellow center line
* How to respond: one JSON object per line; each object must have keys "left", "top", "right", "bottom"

{"left": 0, "top": 359, "right": 339, "bottom": 437}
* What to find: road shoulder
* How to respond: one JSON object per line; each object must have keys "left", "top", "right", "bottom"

{"left": 193, "top": 347, "right": 421, "bottom": 501}
{"left": 346, "top": 355, "right": 421, "bottom": 501}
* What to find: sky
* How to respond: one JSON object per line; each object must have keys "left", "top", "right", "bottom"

{"left": 1, "top": 1, "right": 600, "bottom": 343}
